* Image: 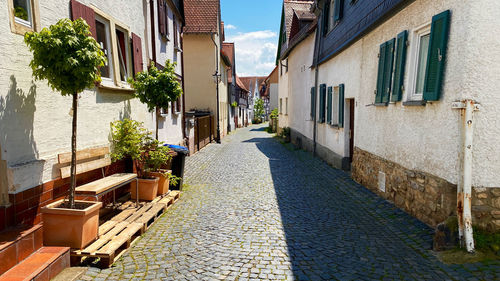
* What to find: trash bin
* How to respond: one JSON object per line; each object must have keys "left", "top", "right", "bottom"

{"left": 164, "top": 144, "right": 189, "bottom": 190}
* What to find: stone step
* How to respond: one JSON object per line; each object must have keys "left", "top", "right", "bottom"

{"left": 0, "top": 246, "right": 70, "bottom": 281}
{"left": 0, "top": 224, "right": 43, "bottom": 275}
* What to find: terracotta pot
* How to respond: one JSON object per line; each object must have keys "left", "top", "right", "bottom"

{"left": 41, "top": 200, "right": 102, "bottom": 249}
{"left": 151, "top": 170, "right": 171, "bottom": 196}
{"left": 131, "top": 177, "right": 159, "bottom": 201}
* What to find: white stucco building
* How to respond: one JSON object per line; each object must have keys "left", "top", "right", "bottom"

{"left": 278, "top": 0, "right": 500, "bottom": 231}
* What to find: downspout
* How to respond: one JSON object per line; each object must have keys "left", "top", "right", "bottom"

{"left": 312, "top": 2, "right": 323, "bottom": 156}
{"left": 452, "top": 99, "right": 480, "bottom": 253}
{"left": 180, "top": 26, "right": 186, "bottom": 141}
{"left": 211, "top": 32, "right": 221, "bottom": 143}
{"left": 150, "top": 0, "right": 159, "bottom": 140}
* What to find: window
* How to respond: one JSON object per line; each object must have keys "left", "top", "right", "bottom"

{"left": 95, "top": 17, "right": 112, "bottom": 80}
{"left": 285, "top": 98, "right": 288, "bottom": 115}
{"left": 279, "top": 98, "right": 283, "bottom": 114}
{"left": 331, "top": 86, "right": 340, "bottom": 125}
{"left": 13, "top": 0, "right": 32, "bottom": 27}
{"left": 116, "top": 28, "right": 132, "bottom": 82}
{"left": 173, "top": 15, "right": 180, "bottom": 50}
{"left": 323, "top": 0, "right": 343, "bottom": 35}
{"left": 327, "top": 0, "right": 335, "bottom": 32}
{"left": 407, "top": 23, "right": 431, "bottom": 101}
{"left": 8, "top": 0, "right": 39, "bottom": 34}
{"left": 164, "top": 2, "right": 170, "bottom": 38}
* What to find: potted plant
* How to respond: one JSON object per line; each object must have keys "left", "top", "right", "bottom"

{"left": 145, "top": 142, "right": 172, "bottom": 196}
{"left": 128, "top": 60, "right": 183, "bottom": 140}
{"left": 110, "top": 119, "right": 166, "bottom": 201}
{"left": 25, "top": 19, "right": 107, "bottom": 249}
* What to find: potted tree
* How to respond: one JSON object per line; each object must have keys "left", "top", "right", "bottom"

{"left": 146, "top": 145, "right": 173, "bottom": 196}
{"left": 25, "top": 19, "right": 107, "bottom": 249}
{"left": 128, "top": 60, "right": 183, "bottom": 140}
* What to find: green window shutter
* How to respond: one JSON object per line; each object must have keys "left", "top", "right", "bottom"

{"left": 423, "top": 10, "right": 451, "bottom": 101}
{"left": 375, "top": 43, "right": 386, "bottom": 103}
{"left": 319, "top": 84, "right": 326, "bottom": 123}
{"left": 310, "top": 87, "right": 315, "bottom": 119}
{"left": 334, "top": 0, "right": 344, "bottom": 22}
{"left": 382, "top": 38, "right": 395, "bottom": 104}
{"left": 323, "top": 1, "right": 330, "bottom": 35}
{"left": 338, "top": 84, "right": 345, "bottom": 128}
{"left": 327, "top": 86, "right": 333, "bottom": 124}
{"left": 391, "top": 30, "right": 408, "bottom": 102}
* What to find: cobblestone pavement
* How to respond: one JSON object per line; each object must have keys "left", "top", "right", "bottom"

{"left": 79, "top": 124, "right": 500, "bottom": 280}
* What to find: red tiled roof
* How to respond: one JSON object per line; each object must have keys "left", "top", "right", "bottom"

{"left": 222, "top": 43, "right": 235, "bottom": 83}
{"left": 240, "top": 76, "right": 267, "bottom": 94}
{"left": 236, "top": 75, "right": 248, "bottom": 92}
{"left": 183, "top": 0, "right": 220, "bottom": 34}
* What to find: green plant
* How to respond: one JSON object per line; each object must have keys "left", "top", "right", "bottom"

{"left": 15, "top": 6, "right": 28, "bottom": 21}
{"left": 254, "top": 98, "right": 265, "bottom": 119}
{"left": 24, "top": 19, "right": 106, "bottom": 208}
{"left": 168, "top": 174, "right": 182, "bottom": 187}
{"left": 110, "top": 119, "right": 173, "bottom": 179}
{"left": 280, "top": 127, "right": 291, "bottom": 142}
{"left": 270, "top": 108, "right": 279, "bottom": 119}
{"left": 231, "top": 101, "right": 238, "bottom": 107}
{"left": 128, "top": 60, "right": 183, "bottom": 139}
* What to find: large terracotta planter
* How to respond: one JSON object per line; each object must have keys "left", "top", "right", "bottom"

{"left": 131, "top": 177, "right": 159, "bottom": 201}
{"left": 41, "top": 200, "right": 102, "bottom": 249}
{"left": 151, "top": 170, "right": 171, "bottom": 196}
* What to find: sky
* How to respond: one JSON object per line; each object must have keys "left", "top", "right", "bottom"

{"left": 221, "top": 0, "right": 283, "bottom": 77}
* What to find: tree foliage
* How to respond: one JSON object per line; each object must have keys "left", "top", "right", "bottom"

{"left": 24, "top": 19, "right": 106, "bottom": 96}
{"left": 254, "top": 98, "right": 265, "bottom": 118}
{"left": 128, "top": 60, "right": 183, "bottom": 112}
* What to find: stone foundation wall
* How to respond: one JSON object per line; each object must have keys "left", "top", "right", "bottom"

{"left": 352, "top": 147, "right": 500, "bottom": 231}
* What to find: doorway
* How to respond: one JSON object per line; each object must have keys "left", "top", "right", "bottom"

{"left": 347, "top": 99, "right": 355, "bottom": 163}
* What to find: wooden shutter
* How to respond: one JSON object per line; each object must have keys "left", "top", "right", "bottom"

{"left": 327, "top": 86, "right": 333, "bottom": 124}
{"left": 71, "top": 0, "right": 96, "bottom": 39}
{"left": 375, "top": 43, "right": 386, "bottom": 103}
{"left": 171, "top": 101, "right": 175, "bottom": 112}
{"left": 158, "top": 0, "right": 166, "bottom": 36}
{"left": 423, "top": 10, "right": 451, "bottom": 101}
{"left": 334, "top": 0, "right": 344, "bottom": 22}
{"left": 310, "top": 87, "right": 315, "bottom": 119}
{"left": 131, "top": 33, "right": 143, "bottom": 75}
{"left": 382, "top": 38, "right": 395, "bottom": 104}
{"left": 176, "top": 97, "right": 181, "bottom": 113}
{"left": 338, "top": 84, "right": 345, "bottom": 128}
{"left": 322, "top": 1, "right": 330, "bottom": 35}
{"left": 391, "top": 31, "right": 408, "bottom": 102}
{"left": 319, "top": 84, "right": 326, "bottom": 123}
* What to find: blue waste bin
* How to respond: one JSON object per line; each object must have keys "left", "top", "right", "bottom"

{"left": 164, "top": 144, "right": 189, "bottom": 190}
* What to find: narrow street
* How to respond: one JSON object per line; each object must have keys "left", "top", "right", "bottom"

{"left": 79, "top": 124, "right": 500, "bottom": 281}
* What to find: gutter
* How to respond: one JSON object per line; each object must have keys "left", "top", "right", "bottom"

{"left": 211, "top": 32, "right": 221, "bottom": 143}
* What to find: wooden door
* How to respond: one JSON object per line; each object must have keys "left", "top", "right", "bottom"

{"left": 349, "top": 99, "right": 355, "bottom": 162}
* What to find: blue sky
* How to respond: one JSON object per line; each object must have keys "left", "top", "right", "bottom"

{"left": 221, "top": 0, "right": 283, "bottom": 77}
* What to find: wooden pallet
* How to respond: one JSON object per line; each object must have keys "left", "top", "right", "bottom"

{"left": 70, "top": 191, "right": 181, "bottom": 268}
{"left": 71, "top": 221, "right": 143, "bottom": 267}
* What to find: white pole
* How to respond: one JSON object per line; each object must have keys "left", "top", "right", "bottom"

{"left": 462, "top": 100, "right": 475, "bottom": 252}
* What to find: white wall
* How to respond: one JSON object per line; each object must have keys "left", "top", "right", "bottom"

{"left": 0, "top": 0, "right": 152, "bottom": 193}
{"left": 278, "top": 61, "right": 289, "bottom": 129}
{"left": 269, "top": 83, "right": 279, "bottom": 111}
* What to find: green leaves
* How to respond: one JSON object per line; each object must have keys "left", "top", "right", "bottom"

{"left": 254, "top": 98, "right": 265, "bottom": 118}
{"left": 128, "top": 60, "right": 183, "bottom": 112}
{"left": 24, "top": 19, "right": 106, "bottom": 96}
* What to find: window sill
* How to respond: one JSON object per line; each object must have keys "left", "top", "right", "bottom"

{"left": 374, "top": 102, "right": 388, "bottom": 107}
{"left": 97, "top": 83, "right": 135, "bottom": 93}
{"left": 403, "top": 100, "right": 427, "bottom": 106}
{"left": 174, "top": 46, "right": 183, "bottom": 53}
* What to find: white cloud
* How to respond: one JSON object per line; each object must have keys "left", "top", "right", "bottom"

{"left": 225, "top": 24, "right": 237, "bottom": 30}
{"left": 226, "top": 30, "right": 278, "bottom": 77}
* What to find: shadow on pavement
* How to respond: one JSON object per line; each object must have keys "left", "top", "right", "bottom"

{"left": 243, "top": 136, "right": 499, "bottom": 280}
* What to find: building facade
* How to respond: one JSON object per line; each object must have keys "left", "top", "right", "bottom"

{"left": 0, "top": 0, "right": 189, "bottom": 231}
{"left": 278, "top": 0, "right": 500, "bottom": 231}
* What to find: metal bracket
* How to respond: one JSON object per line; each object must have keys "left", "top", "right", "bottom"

{"left": 452, "top": 101, "right": 481, "bottom": 111}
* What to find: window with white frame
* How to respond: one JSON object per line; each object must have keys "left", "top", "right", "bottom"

{"left": 407, "top": 23, "right": 431, "bottom": 101}
{"left": 13, "top": 0, "right": 32, "bottom": 27}
{"left": 327, "top": 0, "right": 335, "bottom": 32}
{"left": 115, "top": 27, "right": 132, "bottom": 82}
{"left": 95, "top": 17, "right": 113, "bottom": 80}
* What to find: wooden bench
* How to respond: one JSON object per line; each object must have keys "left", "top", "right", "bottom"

{"left": 58, "top": 147, "right": 138, "bottom": 207}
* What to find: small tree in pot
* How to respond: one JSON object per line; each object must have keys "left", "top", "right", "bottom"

{"left": 25, "top": 19, "right": 106, "bottom": 249}
{"left": 128, "top": 60, "right": 183, "bottom": 140}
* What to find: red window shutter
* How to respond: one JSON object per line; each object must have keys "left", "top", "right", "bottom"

{"left": 70, "top": 0, "right": 96, "bottom": 39}
{"left": 131, "top": 33, "right": 143, "bottom": 75}
{"left": 176, "top": 98, "right": 181, "bottom": 113}
{"left": 158, "top": 0, "right": 165, "bottom": 36}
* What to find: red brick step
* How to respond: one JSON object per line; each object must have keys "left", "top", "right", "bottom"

{"left": 0, "top": 246, "right": 69, "bottom": 281}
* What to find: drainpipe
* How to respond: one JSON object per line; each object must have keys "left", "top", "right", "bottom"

{"left": 211, "top": 33, "right": 221, "bottom": 143}
{"left": 452, "top": 99, "right": 480, "bottom": 253}
{"left": 312, "top": 3, "right": 323, "bottom": 156}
